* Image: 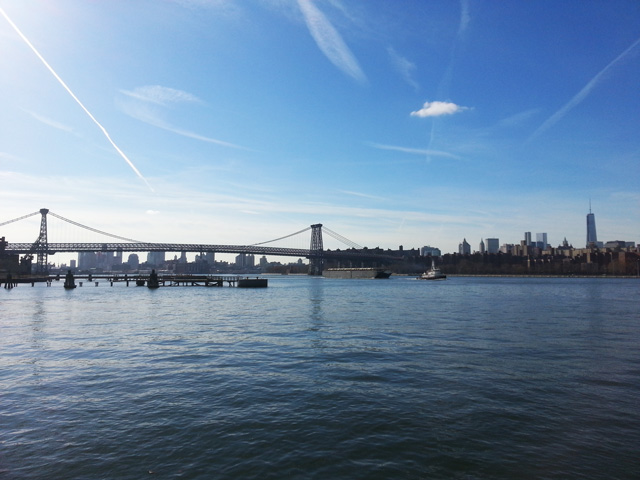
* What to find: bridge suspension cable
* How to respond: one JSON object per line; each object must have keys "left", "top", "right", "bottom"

{"left": 0, "top": 210, "right": 41, "bottom": 227}
{"left": 250, "top": 226, "right": 312, "bottom": 246}
{"left": 47, "top": 211, "right": 146, "bottom": 243}
{"left": 322, "top": 227, "right": 363, "bottom": 250}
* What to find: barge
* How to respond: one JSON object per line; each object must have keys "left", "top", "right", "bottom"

{"left": 323, "top": 268, "right": 391, "bottom": 279}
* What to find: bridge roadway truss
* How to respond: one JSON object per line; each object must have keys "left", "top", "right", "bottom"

{"left": 3, "top": 242, "right": 401, "bottom": 263}
{"left": 1, "top": 210, "right": 402, "bottom": 268}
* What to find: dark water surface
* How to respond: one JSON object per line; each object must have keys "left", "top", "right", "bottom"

{"left": 2, "top": 276, "right": 639, "bottom": 479}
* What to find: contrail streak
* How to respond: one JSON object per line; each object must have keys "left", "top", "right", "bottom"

{"left": 0, "top": 7, "right": 154, "bottom": 191}
{"left": 528, "top": 36, "right": 640, "bottom": 142}
{"left": 297, "top": 0, "right": 366, "bottom": 83}
{"left": 426, "top": 0, "right": 470, "bottom": 161}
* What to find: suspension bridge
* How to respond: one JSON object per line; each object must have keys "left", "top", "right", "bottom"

{"left": 0, "top": 209, "right": 402, "bottom": 275}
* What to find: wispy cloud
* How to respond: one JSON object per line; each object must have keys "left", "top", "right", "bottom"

{"left": 387, "top": 47, "right": 418, "bottom": 90}
{"left": 120, "top": 85, "right": 202, "bottom": 106}
{"left": 458, "top": 0, "right": 471, "bottom": 37}
{"left": 426, "top": 0, "right": 471, "bottom": 158}
{"left": 0, "top": 7, "right": 154, "bottom": 192}
{"left": 410, "top": 101, "right": 469, "bottom": 118}
{"left": 338, "top": 189, "right": 387, "bottom": 201}
{"left": 172, "top": 0, "right": 238, "bottom": 10}
{"left": 297, "top": 0, "right": 366, "bottom": 83}
{"left": 497, "top": 108, "right": 540, "bottom": 128}
{"left": 0, "top": 152, "right": 20, "bottom": 162}
{"left": 23, "top": 109, "right": 76, "bottom": 134}
{"left": 118, "top": 86, "right": 249, "bottom": 150}
{"left": 369, "top": 142, "right": 461, "bottom": 160}
{"left": 528, "top": 36, "right": 640, "bottom": 142}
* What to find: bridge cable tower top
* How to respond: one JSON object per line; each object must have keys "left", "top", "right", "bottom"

{"left": 32, "top": 208, "right": 49, "bottom": 273}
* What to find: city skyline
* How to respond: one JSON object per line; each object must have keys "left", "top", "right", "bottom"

{"left": 1, "top": 1, "right": 639, "bottom": 255}
{"left": 0, "top": 203, "right": 632, "bottom": 268}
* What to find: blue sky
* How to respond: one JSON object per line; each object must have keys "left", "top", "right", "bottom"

{"left": 1, "top": 0, "right": 639, "bottom": 260}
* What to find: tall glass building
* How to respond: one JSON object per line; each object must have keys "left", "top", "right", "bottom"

{"left": 586, "top": 209, "right": 597, "bottom": 247}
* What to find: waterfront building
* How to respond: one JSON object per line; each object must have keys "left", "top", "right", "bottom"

{"left": 486, "top": 238, "right": 499, "bottom": 254}
{"left": 78, "top": 252, "right": 97, "bottom": 270}
{"left": 605, "top": 240, "right": 630, "bottom": 249}
{"left": 459, "top": 238, "right": 471, "bottom": 255}
{"left": 500, "top": 244, "right": 515, "bottom": 254}
{"left": 421, "top": 245, "right": 442, "bottom": 257}
{"left": 147, "top": 251, "right": 166, "bottom": 267}
{"left": 127, "top": 254, "right": 140, "bottom": 269}
{"left": 235, "top": 253, "right": 255, "bottom": 268}
{"left": 479, "top": 239, "right": 485, "bottom": 254}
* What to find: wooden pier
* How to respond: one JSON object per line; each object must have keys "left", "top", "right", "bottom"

{"left": 2, "top": 273, "right": 268, "bottom": 288}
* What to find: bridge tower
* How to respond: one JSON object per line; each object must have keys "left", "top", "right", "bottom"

{"left": 308, "top": 223, "right": 324, "bottom": 275}
{"left": 32, "top": 208, "right": 49, "bottom": 273}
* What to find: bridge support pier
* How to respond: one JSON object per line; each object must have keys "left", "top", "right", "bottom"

{"left": 308, "top": 224, "right": 324, "bottom": 275}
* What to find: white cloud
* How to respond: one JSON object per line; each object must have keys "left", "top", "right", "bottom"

{"left": 119, "top": 85, "right": 202, "bottom": 106}
{"left": 297, "top": 0, "right": 366, "bottom": 83}
{"left": 411, "top": 101, "right": 468, "bottom": 118}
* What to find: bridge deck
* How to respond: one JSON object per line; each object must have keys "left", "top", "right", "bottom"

{"left": 3, "top": 242, "right": 401, "bottom": 262}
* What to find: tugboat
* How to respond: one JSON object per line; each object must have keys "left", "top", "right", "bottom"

{"left": 64, "top": 270, "right": 76, "bottom": 289}
{"left": 418, "top": 260, "right": 446, "bottom": 280}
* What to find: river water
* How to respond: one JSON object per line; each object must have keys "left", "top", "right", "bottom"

{"left": 1, "top": 275, "right": 639, "bottom": 479}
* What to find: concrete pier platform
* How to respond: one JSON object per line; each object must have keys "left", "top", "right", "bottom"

{"left": 237, "top": 278, "right": 268, "bottom": 288}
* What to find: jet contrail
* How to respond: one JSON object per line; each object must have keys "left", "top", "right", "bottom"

{"left": 426, "top": 0, "right": 470, "bottom": 161}
{"left": 297, "top": 0, "right": 366, "bottom": 83}
{"left": 0, "top": 7, "right": 154, "bottom": 191}
{"left": 528, "top": 36, "right": 640, "bottom": 142}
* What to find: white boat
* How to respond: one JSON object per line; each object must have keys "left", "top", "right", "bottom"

{"left": 418, "top": 261, "right": 446, "bottom": 280}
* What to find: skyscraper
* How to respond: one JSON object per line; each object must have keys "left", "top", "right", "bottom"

{"left": 536, "top": 233, "right": 548, "bottom": 249}
{"left": 459, "top": 238, "right": 470, "bottom": 255}
{"left": 586, "top": 203, "right": 597, "bottom": 247}
{"left": 486, "top": 238, "right": 499, "bottom": 254}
